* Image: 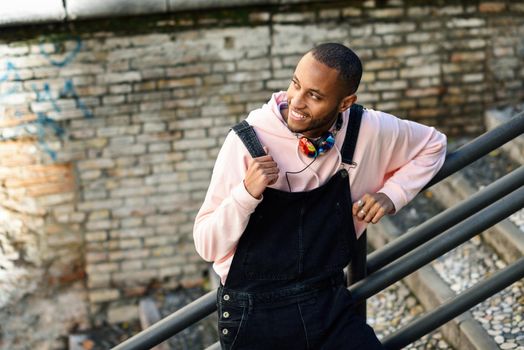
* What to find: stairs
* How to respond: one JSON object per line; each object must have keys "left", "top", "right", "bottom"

{"left": 367, "top": 106, "right": 524, "bottom": 350}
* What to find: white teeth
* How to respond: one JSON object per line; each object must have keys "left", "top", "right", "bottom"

{"left": 291, "top": 110, "right": 306, "bottom": 119}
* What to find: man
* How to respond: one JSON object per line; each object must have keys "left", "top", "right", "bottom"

{"left": 193, "top": 43, "right": 446, "bottom": 349}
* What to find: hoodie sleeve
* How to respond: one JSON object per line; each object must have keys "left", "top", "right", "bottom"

{"left": 193, "top": 130, "right": 262, "bottom": 263}
{"left": 374, "top": 112, "right": 447, "bottom": 212}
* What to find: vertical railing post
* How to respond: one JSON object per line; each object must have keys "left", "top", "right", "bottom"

{"left": 348, "top": 230, "right": 367, "bottom": 319}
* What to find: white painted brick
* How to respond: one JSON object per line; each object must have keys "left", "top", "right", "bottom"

{"left": 110, "top": 227, "right": 155, "bottom": 239}
{"left": 148, "top": 142, "right": 171, "bottom": 153}
{"left": 78, "top": 199, "right": 123, "bottom": 211}
{"left": 89, "top": 289, "right": 120, "bottom": 303}
{"left": 374, "top": 22, "right": 416, "bottom": 34}
{"left": 143, "top": 122, "right": 166, "bottom": 133}
{"left": 86, "top": 231, "right": 108, "bottom": 242}
{"left": 107, "top": 305, "right": 138, "bottom": 323}
{"left": 173, "top": 138, "right": 216, "bottom": 151}
{"left": 97, "top": 72, "right": 141, "bottom": 84}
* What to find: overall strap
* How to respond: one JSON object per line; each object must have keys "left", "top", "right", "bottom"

{"left": 341, "top": 104, "right": 364, "bottom": 165}
{"left": 231, "top": 120, "right": 266, "bottom": 158}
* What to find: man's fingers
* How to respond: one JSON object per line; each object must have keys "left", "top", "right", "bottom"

{"left": 254, "top": 154, "right": 274, "bottom": 161}
{"left": 371, "top": 206, "right": 386, "bottom": 224}
{"left": 357, "top": 195, "right": 375, "bottom": 220}
{"left": 355, "top": 194, "right": 392, "bottom": 223}
{"left": 267, "top": 173, "right": 279, "bottom": 185}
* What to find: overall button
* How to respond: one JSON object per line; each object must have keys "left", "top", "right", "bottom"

{"left": 340, "top": 169, "right": 348, "bottom": 178}
{"left": 223, "top": 294, "right": 230, "bottom": 301}
{"left": 222, "top": 328, "right": 229, "bottom": 335}
{"left": 223, "top": 311, "right": 230, "bottom": 318}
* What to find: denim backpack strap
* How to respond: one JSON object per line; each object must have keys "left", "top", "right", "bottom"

{"left": 231, "top": 120, "right": 266, "bottom": 158}
{"left": 341, "top": 104, "right": 364, "bottom": 165}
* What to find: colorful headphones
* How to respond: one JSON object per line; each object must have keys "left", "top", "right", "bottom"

{"left": 298, "top": 114, "right": 343, "bottom": 158}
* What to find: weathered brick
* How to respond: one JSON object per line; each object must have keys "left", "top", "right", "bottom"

{"left": 77, "top": 158, "right": 115, "bottom": 170}
{"left": 166, "top": 64, "right": 211, "bottom": 78}
{"left": 479, "top": 2, "right": 506, "bottom": 13}
{"left": 342, "top": 7, "right": 362, "bottom": 17}
{"left": 381, "top": 91, "right": 402, "bottom": 100}
{"left": 369, "top": 8, "right": 404, "bottom": 18}
{"left": 109, "top": 249, "right": 149, "bottom": 261}
{"left": 121, "top": 217, "right": 143, "bottom": 228}
{"left": 109, "top": 239, "right": 142, "bottom": 250}
{"left": 438, "top": 6, "right": 464, "bottom": 16}
{"left": 367, "top": 80, "right": 408, "bottom": 91}
{"left": 463, "top": 73, "right": 484, "bottom": 83}
{"left": 89, "top": 289, "right": 120, "bottom": 303}
{"left": 450, "top": 51, "right": 485, "bottom": 62}
{"left": 110, "top": 227, "right": 155, "bottom": 239}
{"left": 121, "top": 260, "right": 143, "bottom": 271}
{"left": 89, "top": 210, "right": 110, "bottom": 221}
{"left": 86, "top": 231, "right": 108, "bottom": 242}
{"left": 97, "top": 72, "right": 141, "bottom": 84}
{"left": 78, "top": 199, "right": 123, "bottom": 211}
{"left": 374, "top": 22, "right": 416, "bottom": 34}
{"left": 111, "top": 269, "right": 157, "bottom": 284}
{"left": 173, "top": 138, "right": 216, "bottom": 151}
{"left": 148, "top": 142, "right": 172, "bottom": 153}
{"left": 80, "top": 187, "right": 105, "bottom": 200}
{"left": 159, "top": 266, "right": 183, "bottom": 278}
{"left": 447, "top": 18, "right": 485, "bottom": 28}
{"left": 87, "top": 273, "right": 111, "bottom": 289}
{"left": 86, "top": 262, "right": 119, "bottom": 274}
{"left": 107, "top": 305, "right": 138, "bottom": 323}
{"left": 400, "top": 64, "right": 441, "bottom": 78}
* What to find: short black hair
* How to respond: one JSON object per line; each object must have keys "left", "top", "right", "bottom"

{"left": 310, "top": 43, "right": 362, "bottom": 95}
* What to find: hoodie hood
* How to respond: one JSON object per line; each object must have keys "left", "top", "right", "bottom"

{"left": 246, "top": 91, "right": 296, "bottom": 140}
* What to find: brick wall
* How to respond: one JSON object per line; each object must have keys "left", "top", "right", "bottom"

{"left": 0, "top": 0, "right": 523, "bottom": 346}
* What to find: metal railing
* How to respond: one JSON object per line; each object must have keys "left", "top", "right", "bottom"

{"left": 112, "top": 111, "right": 524, "bottom": 350}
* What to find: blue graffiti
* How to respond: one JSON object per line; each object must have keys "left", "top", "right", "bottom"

{"left": 32, "top": 112, "right": 65, "bottom": 160}
{"left": 39, "top": 36, "right": 82, "bottom": 68}
{"left": 0, "top": 59, "right": 93, "bottom": 159}
{"left": 60, "top": 79, "right": 93, "bottom": 119}
{"left": 31, "top": 80, "right": 93, "bottom": 119}
{"left": 0, "top": 61, "right": 22, "bottom": 99}
{"left": 33, "top": 82, "right": 61, "bottom": 112}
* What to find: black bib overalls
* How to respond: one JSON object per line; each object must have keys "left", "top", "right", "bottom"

{"left": 218, "top": 106, "right": 384, "bottom": 349}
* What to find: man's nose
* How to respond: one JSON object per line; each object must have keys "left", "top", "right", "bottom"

{"left": 290, "top": 91, "right": 306, "bottom": 109}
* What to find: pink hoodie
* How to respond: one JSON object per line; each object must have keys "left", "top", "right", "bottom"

{"left": 194, "top": 91, "right": 447, "bottom": 284}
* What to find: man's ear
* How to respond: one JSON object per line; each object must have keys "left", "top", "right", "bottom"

{"left": 339, "top": 94, "right": 357, "bottom": 112}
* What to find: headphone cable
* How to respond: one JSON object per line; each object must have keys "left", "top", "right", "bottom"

{"left": 285, "top": 157, "right": 317, "bottom": 192}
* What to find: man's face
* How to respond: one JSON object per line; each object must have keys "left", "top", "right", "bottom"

{"left": 284, "top": 52, "right": 353, "bottom": 139}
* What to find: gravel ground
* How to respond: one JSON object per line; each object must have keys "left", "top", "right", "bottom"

{"left": 367, "top": 280, "right": 449, "bottom": 349}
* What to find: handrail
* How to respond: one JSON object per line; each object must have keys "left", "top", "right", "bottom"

{"left": 423, "top": 111, "right": 524, "bottom": 190}
{"left": 348, "top": 186, "right": 524, "bottom": 302}
{"left": 367, "top": 165, "right": 524, "bottom": 274}
{"left": 382, "top": 257, "right": 524, "bottom": 349}
{"left": 111, "top": 112, "right": 524, "bottom": 350}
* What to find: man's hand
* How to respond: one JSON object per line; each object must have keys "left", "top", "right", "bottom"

{"left": 244, "top": 153, "right": 279, "bottom": 199}
{"left": 352, "top": 192, "right": 395, "bottom": 224}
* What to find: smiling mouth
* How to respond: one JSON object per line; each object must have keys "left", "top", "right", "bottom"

{"left": 289, "top": 109, "right": 308, "bottom": 121}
